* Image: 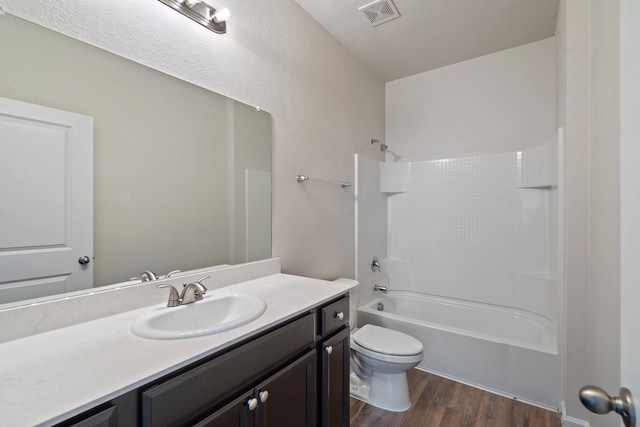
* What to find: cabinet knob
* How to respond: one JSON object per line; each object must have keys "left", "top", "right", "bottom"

{"left": 247, "top": 397, "right": 258, "bottom": 411}
{"left": 334, "top": 311, "right": 344, "bottom": 320}
{"left": 325, "top": 345, "right": 333, "bottom": 355}
{"left": 258, "top": 390, "right": 269, "bottom": 403}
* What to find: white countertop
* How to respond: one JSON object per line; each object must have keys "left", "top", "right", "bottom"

{"left": 0, "top": 273, "right": 354, "bottom": 426}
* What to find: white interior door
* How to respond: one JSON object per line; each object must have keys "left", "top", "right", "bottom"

{"left": 620, "top": 0, "right": 640, "bottom": 419}
{"left": 578, "top": 3, "right": 639, "bottom": 426}
{"left": 0, "top": 97, "right": 93, "bottom": 304}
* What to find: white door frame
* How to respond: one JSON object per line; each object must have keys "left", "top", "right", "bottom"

{"left": 620, "top": 0, "right": 640, "bottom": 402}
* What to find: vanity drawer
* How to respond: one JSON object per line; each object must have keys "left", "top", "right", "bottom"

{"left": 141, "top": 312, "right": 315, "bottom": 427}
{"left": 320, "top": 296, "right": 349, "bottom": 337}
{"left": 56, "top": 405, "right": 117, "bottom": 427}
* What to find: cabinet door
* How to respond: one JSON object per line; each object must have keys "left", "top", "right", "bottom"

{"left": 320, "top": 328, "right": 350, "bottom": 427}
{"left": 257, "top": 350, "right": 317, "bottom": 427}
{"left": 194, "top": 393, "right": 256, "bottom": 427}
{"left": 141, "top": 314, "right": 315, "bottom": 427}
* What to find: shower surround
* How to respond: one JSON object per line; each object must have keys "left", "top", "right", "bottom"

{"left": 355, "top": 144, "right": 562, "bottom": 408}
{"left": 384, "top": 145, "right": 559, "bottom": 322}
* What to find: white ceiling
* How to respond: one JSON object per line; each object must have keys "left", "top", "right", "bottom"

{"left": 293, "top": 0, "right": 560, "bottom": 82}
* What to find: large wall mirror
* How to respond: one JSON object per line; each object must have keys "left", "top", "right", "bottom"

{"left": 0, "top": 15, "right": 272, "bottom": 306}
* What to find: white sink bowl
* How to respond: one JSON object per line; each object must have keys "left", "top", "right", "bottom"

{"left": 130, "top": 293, "right": 267, "bottom": 339}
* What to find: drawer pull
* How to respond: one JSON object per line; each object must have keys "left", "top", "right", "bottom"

{"left": 334, "top": 311, "right": 345, "bottom": 320}
{"left": 247, "top": 397, "right": 258, "bottom": 411}
{"left": 258, "top": 390, "right": 269, "bottom": 403}
{"left": 325, "top": 345, "right": 333, "bottom": 355}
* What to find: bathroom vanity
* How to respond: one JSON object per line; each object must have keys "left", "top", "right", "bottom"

{"left": 0, "top": 266, "right": 353, "bottom": 427}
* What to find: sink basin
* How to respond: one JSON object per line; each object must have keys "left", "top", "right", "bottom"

{"left": 131, "top": 293, "right": 267, "bottom": 339}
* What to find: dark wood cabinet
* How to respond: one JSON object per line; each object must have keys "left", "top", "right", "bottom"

{"left": 141, "top": 314, "right": 315, "bottom": 427}
{"left": 58, "top": 406, "right": 117, "bottom": 427}
{"left": 318, "top": 296, "right": 350, "bottom": 427}
{"left": 320, "top": 328, "right": 350, "bottom": 427}
{"left": 194, "top": 395, "right": 255, "bottom": 427}
{"left": 195, "top": 350, "right": 316, "bottom": 427}
{"left": 256, "top": 350, "right": 316, "bottom": 427}
{"left": 55, "top": 392, "right": 137, "bottom": 427}
{"left": 54, "top": 294, "right": 350, "bottom": 427}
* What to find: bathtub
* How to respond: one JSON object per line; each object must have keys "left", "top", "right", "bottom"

{"left": 357, "top": 291, "right": 562, "bottom": 409}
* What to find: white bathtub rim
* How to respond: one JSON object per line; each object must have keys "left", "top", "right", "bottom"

{"left": 359, "top": 291, "right": 558, "bottom": 355}
{"left": 368, "top": 290, "right": 556, "bottom": 324}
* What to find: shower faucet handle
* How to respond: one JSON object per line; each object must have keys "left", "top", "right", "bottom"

{"left": 371, "top": 256, "right": 380, "bottom": 272}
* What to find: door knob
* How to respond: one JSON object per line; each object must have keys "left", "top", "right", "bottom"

{"left": 78, "top": 256, "right": 91, "bottom": 265}
{"left": 580, "top": 385, "right": 636, "bottom": 427}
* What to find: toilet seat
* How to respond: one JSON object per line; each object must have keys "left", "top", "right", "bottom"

{"left": 351, "top": 325, "right": 423, "bottom": 363}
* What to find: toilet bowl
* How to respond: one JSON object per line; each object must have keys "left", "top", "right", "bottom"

{"left": 350, "top": 324, "right": 423, "bottom": 412}
{"left": 329, "top": 278, "right": 423, "bottom": 412}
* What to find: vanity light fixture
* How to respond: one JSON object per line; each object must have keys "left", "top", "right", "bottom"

{"left": 158, "top": 0, "right": 229, "bottom": 34}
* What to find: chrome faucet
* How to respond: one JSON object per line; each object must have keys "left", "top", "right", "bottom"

{"left": 132, "top": 270, "right": 159, "bottom": 282}
{"left": 141, "top": 270, "right": 158, "bottom": 281}
{"left": 132, "top": 269, "right": 183, "bottom": 282}
{"left": 373, "top": 284, "right": 387, "bottom": 293}
{"left": 157, "top": 276, "right": 210, "bottom": 307}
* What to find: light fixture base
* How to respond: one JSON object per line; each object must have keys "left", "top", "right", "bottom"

{"left": 158, "top": 0, "right": 227, "bottom": 34}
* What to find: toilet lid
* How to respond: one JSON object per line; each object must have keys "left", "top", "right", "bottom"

{"left": 352, "top": 324, "right": 423, "bottom": 356}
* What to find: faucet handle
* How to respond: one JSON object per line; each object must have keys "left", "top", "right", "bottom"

{"left": 157, "top": 284, "right": 180, "bottom": 307}
{"left": 194, "top": 276, "right": 210, "bottom": 291}
{"left": 165, "top": 270, "right": 182, "bottom": 278}
{"left": 371, "top": 256, "right": 381, "bottom": 272}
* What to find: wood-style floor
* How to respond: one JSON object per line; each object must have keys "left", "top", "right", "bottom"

{"left": 350, "top": 369, "right": 561, "bottom": 427}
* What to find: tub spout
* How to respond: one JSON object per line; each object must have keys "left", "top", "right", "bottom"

{"left": 373, "top": 284, "right": 387, "bottom": 293}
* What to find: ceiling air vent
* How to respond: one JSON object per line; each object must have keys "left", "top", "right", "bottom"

{"left": 358, "top": 0, "right": 400, "bottom": 27}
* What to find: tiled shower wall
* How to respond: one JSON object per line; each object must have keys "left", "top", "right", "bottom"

{"left": 382, "top": 145, "right": 559, "bottom": 321}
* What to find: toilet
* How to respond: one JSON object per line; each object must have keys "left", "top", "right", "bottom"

{"left": 332, "top": 277, "right": 423, "bottom": 412}
{"left": 350, "top": 324, "right": 423, "bottom": 411}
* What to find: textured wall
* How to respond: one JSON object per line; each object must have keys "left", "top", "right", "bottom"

{"left": 386, "top": 38, "right": 556, "bottom": 162}
{"left": 0, "top": 0, "right": 385, "bottom": 280}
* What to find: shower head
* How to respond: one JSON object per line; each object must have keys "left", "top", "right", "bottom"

{"left": 371, "top": 138, "right": 388, "bottom": 152}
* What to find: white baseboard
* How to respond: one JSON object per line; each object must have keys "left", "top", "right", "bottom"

{"left": 562, "top": 416, "right": 589, "bottom": 427}
{"left": 560, "top": 401, "right": 590, "bottom": 427}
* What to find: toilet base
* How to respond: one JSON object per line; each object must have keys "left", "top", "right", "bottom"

{"left": 350, "top": 369, "right": 411, "bottom": 412}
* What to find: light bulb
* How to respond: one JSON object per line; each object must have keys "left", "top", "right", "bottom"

{"left": 212, "top": 8, "right": 230, "bottom": 22}
{"left": 183, "top": 0, "right": 201, "bottom": 7}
